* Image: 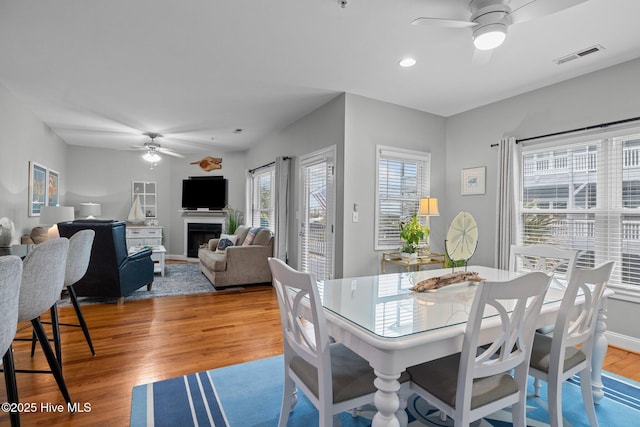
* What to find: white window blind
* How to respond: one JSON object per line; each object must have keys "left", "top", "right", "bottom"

{"left": 249, "top": 166, "right": 275, "bottom": 230}
{"left": 375, "top": 146, "right": 431, "bottom": 250}
{"left": 519, "top": 130, "right": 640, "bottom": 301}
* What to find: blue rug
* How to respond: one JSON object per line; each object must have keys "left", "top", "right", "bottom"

{"left": 131, "top": 355, "right": 640, "bottom": 426}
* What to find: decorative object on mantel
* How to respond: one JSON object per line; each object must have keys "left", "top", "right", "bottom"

{"left": 0, "top": 217, "right": 15, "bottom": 247}
{"left": 223, "top": 206, "right": 244, "bottom": 234}
{"left": 191, "top": 156, "right": 222, "bottom": 171}
{"left": 400, "top": 214, "right": 429, "bottom": 259}
{"left": 127, "top": 195, "right": 146, "bottom": 225}
{"left": 409, "top": 271, "right": 485, "bottom": 292}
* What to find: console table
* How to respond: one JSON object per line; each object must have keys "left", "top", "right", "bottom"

{"left": 125, "top": 226, "right": 163, "bottom": 249}
{"left": 381, "top": 251, "right": 445, "bottom": 272}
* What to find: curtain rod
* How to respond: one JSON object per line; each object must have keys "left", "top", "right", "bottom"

{"left": 516, "top": 116, "right": 640, "bottom": 144}
{"left": 248, "top": 156, "right": 290, "bottom": 174}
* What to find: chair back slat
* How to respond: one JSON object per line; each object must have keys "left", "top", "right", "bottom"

{"left": 269, "top": 258, "right": 330, "bottom": 370}
{"left": 509, "top": 244, "right": 577, "bottom": 287}
{"left": 554, "top": 261, "right": 614, "bottom": 352}
{"left": 460, "top": 271, "right": 551, "bottom": 383}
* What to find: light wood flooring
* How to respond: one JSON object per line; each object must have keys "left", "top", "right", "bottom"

{"left": 1, "top": 269, "right": 639, "bottom": 426}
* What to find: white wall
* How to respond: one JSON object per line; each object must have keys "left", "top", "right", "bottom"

{"left": 0, "top": 82, "right": 68, "bottom": 239}
{"left": 445, "top": 57, "right": 640, "bottom": 340}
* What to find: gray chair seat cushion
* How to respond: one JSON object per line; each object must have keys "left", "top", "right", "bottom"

{"left": 407, "top": 352, "right": 518, "bottom": 410}
{"left": 290, "top": 342, "right": 409, "bottom": 404}
{"left": 530, "top": 333, "right": 586, "bottom": 374}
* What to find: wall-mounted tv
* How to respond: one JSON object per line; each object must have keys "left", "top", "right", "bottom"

{"left": 181, "top": 177, "right": 228, "bottom": 210}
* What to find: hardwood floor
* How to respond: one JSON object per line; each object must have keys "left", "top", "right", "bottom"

{"left": 1, "top": 281, "right": 639, "bottom": 426}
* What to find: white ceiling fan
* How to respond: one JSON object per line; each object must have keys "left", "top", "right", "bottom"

{"left": 130, "top": 132, "right": 186, "bottom": 163}
{"left": 412, "top": 0, "right": 589, "bottom": 51}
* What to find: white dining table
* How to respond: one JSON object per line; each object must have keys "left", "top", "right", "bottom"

{"left": 316, "top": 265, "right": 612, "bottom": 427}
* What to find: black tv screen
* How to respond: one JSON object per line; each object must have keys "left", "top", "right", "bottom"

{"left": 181, "top": 177, "right": 228, "bottom": 210}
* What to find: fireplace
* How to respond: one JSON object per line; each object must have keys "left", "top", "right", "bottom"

{"left": 186, "top": 222, "right": 222, "bottom": 258}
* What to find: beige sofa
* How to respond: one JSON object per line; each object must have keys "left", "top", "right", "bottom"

{"left": 198, "top": 225, "right": 274, "bottom": 288}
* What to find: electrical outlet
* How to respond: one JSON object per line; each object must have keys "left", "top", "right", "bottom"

{"left": 352, "top": 211, "right": 359, "bottom": 222}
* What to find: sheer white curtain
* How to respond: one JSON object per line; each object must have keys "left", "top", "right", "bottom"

{"left": 495, "top": 136, "right": 519, "bottom": 269}
{"left": 273, "top": 156, "right": 290, "bottom": 261}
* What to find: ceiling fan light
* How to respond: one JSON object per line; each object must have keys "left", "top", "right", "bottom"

{"left": 143, "top": 151, "right": 161, "bottom": 162}
{"left": 473, "top": 23, "right": 507, "bottom": 50}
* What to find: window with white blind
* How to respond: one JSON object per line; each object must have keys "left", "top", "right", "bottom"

{"left": 249, "top": 166, "right": 275, "bottom": 230}
{"left": 375, "top": 146, "right": 431, "bottom": 250}
{"left": 518, "top": 129, "right": 640, "bottom": 301}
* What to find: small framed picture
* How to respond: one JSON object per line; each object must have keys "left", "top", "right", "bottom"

{"left": 28, "top": 161, "right": 47, "bottom": 216}
{"left": 461, "top": 166, "right": 486, "bottom": 195}
{"left": 47, "top": 169, "right": 60, "bottom": 206}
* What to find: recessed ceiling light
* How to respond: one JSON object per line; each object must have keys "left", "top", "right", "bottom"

{"left": 399, "top": 57, "right": 416, "bottom": 68}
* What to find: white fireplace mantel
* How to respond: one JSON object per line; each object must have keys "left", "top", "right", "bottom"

{"left": 183, "top": 215, "right": 226, "bottom": 257}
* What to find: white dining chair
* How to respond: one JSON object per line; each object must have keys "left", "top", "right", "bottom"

{"left": 529, "top": 261, "right": 614, "bottom": 427}
{"left": 268, "top": 257, "right": 409, "bottom": 427}
{"left": 407, "top": 271, "right": 551, "bottom": 427}
{"left": 509, "top": 244, "right": 577, "bottom": 288}
{"left": 1, "top": 256, "right": 23, "bottom": 427}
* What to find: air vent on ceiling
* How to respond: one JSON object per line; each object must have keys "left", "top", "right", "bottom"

{"left": 553, "top": 44, "right": 605, "bottom": 65}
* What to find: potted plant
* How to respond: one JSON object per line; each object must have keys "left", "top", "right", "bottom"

{"left": 400, "top": 215, "right": 429, "bottom": 259}
{"left": 224, "top": 206, "right": 244, "bottom": 234}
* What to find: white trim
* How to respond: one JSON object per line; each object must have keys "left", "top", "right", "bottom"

{"left": 605, "top": 331, "right": 640, "bottom": 353}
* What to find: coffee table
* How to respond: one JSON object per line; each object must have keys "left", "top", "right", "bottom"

{"left": 128, "top": 244, "right": 166, "bottom": 276}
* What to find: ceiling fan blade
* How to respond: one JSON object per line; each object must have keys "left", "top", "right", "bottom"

{"left": 509, "top": 0, "right": 588, "bottom": 25}
{"left": 157, "top": 147, "right": 185, "bottom": 158}
{"left": 411, "top": 17, "right": 477, "bottom": 28}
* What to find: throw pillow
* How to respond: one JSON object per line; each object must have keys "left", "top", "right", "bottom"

{"left": 242, "top": 227, "right": 263, "bottom": 246}
{"left": 216, "top": 233, "right": 238, "bottom": 252}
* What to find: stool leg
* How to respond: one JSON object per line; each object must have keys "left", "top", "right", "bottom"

{"left": 3, "top": 346, "right": 21, "bottom": 427}
{"left": 68, "top": 285, "right": 95, "bottom": 355}
{"left": 31, "top": 317, "right": 72, "bottom": 405}
{"left": 49, "top": 305, "right": 62, "bottom": 369}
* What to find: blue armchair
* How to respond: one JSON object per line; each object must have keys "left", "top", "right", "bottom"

{"left": 58, "top": 220, "right": 154, "bottom": 304}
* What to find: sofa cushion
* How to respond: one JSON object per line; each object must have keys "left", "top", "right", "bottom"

{"left": 199, "top": 249, "right": 227, "bottom": 272}
{"left": 242, "top": 227, "right": 263, "bottom": 246}
{"left": 216, "top": 234, "right": 237, "bottom": 252}
{"left": 252, "top": 229, "right": 272, "bottom": 246}
{"left": 233, "top": 226, "right": 251, "bottom": 245}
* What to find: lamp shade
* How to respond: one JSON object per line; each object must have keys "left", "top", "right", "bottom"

{"left": 40, "top": 206, "right": 75, "bottom": 225}
{"left": 79, "top": 202, "right": 101, "bottom": 218}
{"left": 419, "top": 198, "right": 440, "bottom": 216}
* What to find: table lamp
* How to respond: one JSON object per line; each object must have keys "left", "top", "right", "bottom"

{"left": 419, "top": 197, "right": 440, "bottom": 217}
{"left": 40, "top": 206, "right": 75, "bottom": 239}
{"left": 79, "top": 202, "right": 101, "bottom": 219}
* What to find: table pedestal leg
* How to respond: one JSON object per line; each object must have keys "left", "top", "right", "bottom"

{"left": 372, "top": 370, "right": 404, "bottom": 427}
{"left": 591, "top": 299, "right": 609, "bottom": 404}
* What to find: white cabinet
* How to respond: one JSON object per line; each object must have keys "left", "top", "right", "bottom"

{"left": 126, "top": 226, "right": 163, "bottom": 249}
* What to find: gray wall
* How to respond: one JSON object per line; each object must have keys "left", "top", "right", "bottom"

{"left": 0, "top": 82, "right": 68, "bottom": 239}
{"left": 445, "top": 57, "right": 640, "bottom": 342}
{"left": 342, "top": 94, "right": 447, "bottom": 277}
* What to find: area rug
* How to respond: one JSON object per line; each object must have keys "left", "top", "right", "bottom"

{"left": 62, "top": 262, "right": 238, "bottom": 306}
{"left": 130, "top": 355, "right": 640, "bottom": 426}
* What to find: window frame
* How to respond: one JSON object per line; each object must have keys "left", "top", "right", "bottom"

{"left": 248, "top": 165, "right": 275, "bottom": 231}
{"left": 517, "top": 127, "right": 640, "bottom": 303}
{"left": 374, "top": 145, "right": 431, "bottom": 251}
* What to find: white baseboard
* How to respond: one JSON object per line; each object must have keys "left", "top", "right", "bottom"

{"left": 605, "top": 331, "right": 640, "bottom": 353}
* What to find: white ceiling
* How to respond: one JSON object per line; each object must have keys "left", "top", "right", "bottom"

{"left": 1, "top": 0, "right": 639, "bottom": 155}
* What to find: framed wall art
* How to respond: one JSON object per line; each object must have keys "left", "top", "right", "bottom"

{"left": 47, "top": 169, "right": 60, "bottom": 206}
{"left": 29, "top": 161, "right": 47, "bottom": 216}
{"left": 461, "top": 166, "right": 486, "bottom": 196}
